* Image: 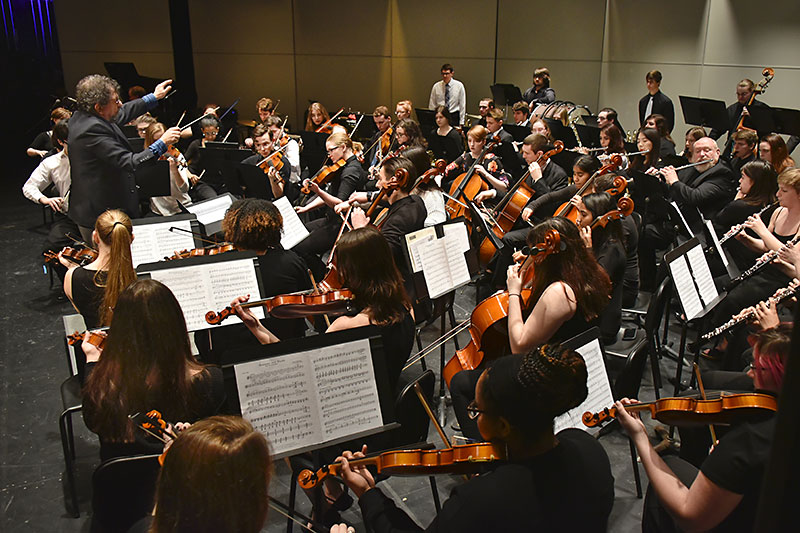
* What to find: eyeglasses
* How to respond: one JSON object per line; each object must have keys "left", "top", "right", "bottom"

{"left": 466, "top": 400, "right": 489, "bottom": 420}
{"left": 326, "top": 146, "right": 340, "bottom": 154}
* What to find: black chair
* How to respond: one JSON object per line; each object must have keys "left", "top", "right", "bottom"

{"left": 60, "top": 313, "right": 86, "bottom": 517}
{"left": 643, "top": 277, "right": 673, "bottom": 399}
{"left": 91, "top": 454, "right": 161, "bottom": 533}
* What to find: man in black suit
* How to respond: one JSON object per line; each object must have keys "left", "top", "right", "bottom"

{"left": 638, "top": 70, "right": 674, "bottom": 133}
{"left": 729, "top": 129, "right": 758, "bottom": 176}
{"left": 638, "top": 137, "right": 735, "bottom": 290}
{"left": 68, "top": 74, "right": 180, "bottom": 240}
{"left": 709, "top": 79, "right": 771, "bottom": 155}
{"left": 485, "top": 108, "right": 513, "bottom": 144}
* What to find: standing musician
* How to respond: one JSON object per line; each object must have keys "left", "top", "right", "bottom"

{"left": 638, "top": 70, "right": 675, "bottom": 133}
{"left": 616, "top": 324, "right": 790, "bottom": 532}
{"left": 452, "top": 217, "right": 611, "bottom": 440}
{"left": 143, "top": 122, "right": 192, "bottom": 216}
{"left": 22, "top": 119, "right": 79, "bottom": 281}
{"left": 265, "top": 115, "right": 302, "bottom": 184}
{"left": 429, "top": 63, "right": 466, "bottom": 126}
{"left": 729, "top": 129, "right": 758, "bottom": 176}
{"left": 242, "top": 124, "right": 290, "bottom": 201}
{"left": 443, "top": 125, "right": 509, "bottom": 197}
{"left": 364, "top": 105, "right": 394, "bottom": 171}
{"left": 183, "top": 115, "right": 222, "bottom": 201}
{"left": 293, "top": 132, "right": 367, "bottom": 280}
{"left": 522, "top": 67, "right": 556, "bottom": 106}
{"left": 709, "top": 78, "right": 772, "bottom": 148}
{"left": 429, "top": 105, "right": 464, "bottom": 164}
{"left": 759, "top": 133, "right": 795, "bottom": 175}
{"left": 68, "top": 74, "right": 180, "bottom": 241}
{"left": 337, "top": 344, "right": 615, "bottom": 532}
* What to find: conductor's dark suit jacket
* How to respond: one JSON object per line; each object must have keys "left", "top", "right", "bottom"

{"left": 68, "top": 97, "right": 157, "bottom": 227}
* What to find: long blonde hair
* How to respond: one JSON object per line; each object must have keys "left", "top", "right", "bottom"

{"left": 94, "top": 209, "right": 136, "bottom": 325}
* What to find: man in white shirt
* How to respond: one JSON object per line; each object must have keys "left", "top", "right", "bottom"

{"left": 22, "top": 120, "right": 79, "bottom": 280}
{"left": 265, "top": 116, "right": 301, "bottom": 184}
{"left": 429, "top": 63, "right": 466, "bottom": 126}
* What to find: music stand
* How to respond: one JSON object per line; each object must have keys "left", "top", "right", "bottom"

{"left": 628, "top": 170, "right": 670, "bottom": 230}
{"left": 581, "top": 115, "right": 600, "bottom": 128}
{"left": 492, "top": 141, "right": 524, "bottom": 179}
{"left": 504, "top": 124, "right": 530, "bottom": 142}
{"left": 544, "top": 118, "right": 576, "bottom": 149}
{"left": 299, "top": 131, "right": 328, "bottom": 176}
{"left": 199, "top": 145, "right": 250, "bottom": 194}
{"left": 236, "top": 162, "right": 272, "bottom": 199}
{"left": 679, "top": 96, "right": 729, "bottom": 132}
{"left": 134, "top": 159, "right": 171, "bottom": 199}
{"left": 415, "top": 108, "right": 438, "bottom": 145}
{"left": 551, "top": 149, "right": 580, "bottom": 176}
{"left": 771, "top": 107, "right": 800, "bottom": 137}
{"left": 490, "top": 83, "right": 523, "bottom": 109}
{"left": 575, "top": 124, "right": 601, "bottom": 148}
{"left": 127, "top": 137, "right": 145, "bottom": 152}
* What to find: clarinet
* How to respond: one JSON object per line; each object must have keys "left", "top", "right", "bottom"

{"left": 717, "top": 202, "right": 778, "bottom": 246}
{"left": 701, "top": 280, "right": 800, "bottom": 340}
{"left": 726, "top": 233, "right": 800, "bottom": 290}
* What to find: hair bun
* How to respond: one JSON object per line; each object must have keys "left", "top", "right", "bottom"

{"left": 516, "top": 344, "right": 588, "bottom": 418}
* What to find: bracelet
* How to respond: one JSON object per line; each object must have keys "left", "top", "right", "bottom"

{"left": 509, "top": 293, "right": 522, "bottom": 298}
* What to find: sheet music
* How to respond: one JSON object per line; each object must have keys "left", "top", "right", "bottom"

{"left": 554, "top": 338, "right": 614, "bottom": 433}
{"left": 687, "top": 243, "right": 718, "bottom": 306}
{"left": 130, "top": 219, "right": 196, "bottom": 267}
{"left": 187, "top": 195, "right": 233, "bottom": 226}
{"left": 443, "top": 222, "right": 471, "bottom": 254}
{"left": 417, "top": 233, "right": 471, "bottom": 299}
{"left": 234, "top": 338, "right": 383, "bottom": 457}
{"left": 669, "top": 256, "right": 703, "bottom": 320}
{"left": 704, "top": 219, "right": 729, "bottom": 267}
{"left": 146, "top": 257, "right": 264, "bottom": 331}
{"left": 404, "top": 227, "right": 436, "bottom": 273}
{"left": 273, "top": 196, "right": 309, "bottom": 249}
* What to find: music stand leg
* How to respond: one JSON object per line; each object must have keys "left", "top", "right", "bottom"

{"left": 629, "top": 437, "right": 643, "bottom": 499}
{"left": 437, "top": 309, "right": 447, "bottom": 427}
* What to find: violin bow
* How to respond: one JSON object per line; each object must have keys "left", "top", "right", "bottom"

{"left": 693, "top": 363, "right": 718, "bottom": 446}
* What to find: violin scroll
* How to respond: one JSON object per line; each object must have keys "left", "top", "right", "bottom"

{"left": 205, "top": 307, "right": 234, "bottom": 326}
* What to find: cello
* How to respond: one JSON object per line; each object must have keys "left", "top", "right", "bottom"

{"left": 445, "top": 137, "right": 500, "bottom": 222}
{"left": 443, "top": 229, "right": 562, "bottom": 386}
{"left": 552, "top": 154, "right": 623, "bottom": 222}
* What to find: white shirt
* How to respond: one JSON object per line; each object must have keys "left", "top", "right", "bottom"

{"left": 284, "top": 138, "right": 301, "bottom": 183}
{"left": 416, "top": 189, "right": 447, "bottom": 227}
{"left": 22, "top": 150, "right": 71, "bottom": 203}
{"left": 429, "top": 78, "right": 467, "bottom": 124}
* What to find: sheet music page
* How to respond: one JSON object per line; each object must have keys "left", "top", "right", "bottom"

{"left": 146, "top": 258, "right": 264, "bottom": 331}
{"left": 443, "top": 222, "right": 471, "bottom": 254}
{"left": 130, "top": 219, "right": 196, "bottom": 267}
{"left": 704, "top": 219, "right": 729, "bottom": 267}
{"left": 404, "top": 227, "right": 437, "bottom": 273}
{"left": 418, "top": 238, "right": 452, "bottom": 299}
{"left": 187, "top": 195, "right": 233, "bottom": 226}
{"left": 274, "top": 196, "right": 309, "bottom": 249}
{"left": 308, "top": 338, "right": 383, "bottom": 443}
{"left": 442, "top": 226, "right": 471, "bottom": 288}
{"left": 669, "top": 256, "right": 703, "bottom": 320}
{"left": 234, "top": 355, "right": 321, "bottom": 457}
{"left": 554, "top": 338, "right": 614, "bottom": 433}
{"left": 687, "top": 243, "right": 719, "bottom": 306}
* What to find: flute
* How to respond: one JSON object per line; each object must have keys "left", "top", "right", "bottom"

{"left": 701, "top": 280, "right": 800, "bottom": 340}
{"left": 726, "top": 234, "right": 800, "bottom": 290}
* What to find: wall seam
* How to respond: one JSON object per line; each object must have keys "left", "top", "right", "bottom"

{"left": 698, "top": 0, "right": 712, "bottom": 96}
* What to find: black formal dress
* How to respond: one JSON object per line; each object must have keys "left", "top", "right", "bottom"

{"left": 429, "top": 127, "right": 464, "bottom": 163}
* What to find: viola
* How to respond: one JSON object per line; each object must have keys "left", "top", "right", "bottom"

{"left": 301, "top": 158, "right": 347, "bottom": 195}
{"left": 380, "top": 126, "right": 393, "bottom": 156}
{"left": 165, "top": 243, "right": 236, "bottom": 260}
{"left": 445, "top": 138, "right": 501, "bottom": 223}
{"left": 476, "top": 140, "right": 565, "bottom": 266}
{"left": 205, "top": 288, "right": 354, "bottom": 325}
{"left": 297, "top": 442, "right": 505, "bottom": 490}
{"left": 44, "top": 246, "right": 98, "bottom": 266}
{"left": 443, "top": 229, "right": 563, "bottom": 386}
{"left": 582, "top": 392, "right": 777, "bottom": 428}
{"left": 66, "top": 329, "right": 107, "bottom": 349}
{"left": 553, "top": 154, "right": 623, "bottom": 222}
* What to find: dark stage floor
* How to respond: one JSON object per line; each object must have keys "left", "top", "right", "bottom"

{"left": 0, "top": 175, "right": 689, "bottom": 532}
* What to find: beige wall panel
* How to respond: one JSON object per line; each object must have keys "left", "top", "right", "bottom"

{"left": 598, "top": 62, "right": 703, "bottom": 140}
{"left": 190, "top": 0, "right": 294, "bottom": 55}
{"left": 193, "top": 53, "right": 296, "bottom": 125}
{"left": 294, "top": 1, "right": 391, "bottom": 57}
{"left": 603, "top": 0, "right": 708, "bottom": 64}
{"left": 60, "top": 52, "right": 174, "bottom": 94}
{"left": 391, "top": 0, "right": 495, "bottom": 59}
{"left": 495, "top": 60, "right": 602, "bottom": 111}
{"left": 391, "top": 58, "right": 494, "bottom": 117}
{"left": 704, "top": 0, "right": 800, "bottom": 68}
{"left": 55, "top": 1, "right": 172, "bottom": 53}
{"left": 294, "top": 56, "right": 392, "bottom": 125}
{"left": 497, "top": 0, "right": 606, "bottom": 60}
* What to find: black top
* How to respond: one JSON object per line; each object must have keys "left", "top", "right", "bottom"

{"left": 550, "top": 284, "right": 597, "bottom": 345}
{"left": 185, "top": 138, "right": 204, "bottom": 175}
{"left": 30, "top": 130, "right": 54, "bottom": 152}
{"left": 540, "top": 159, "right": 569, "bottom": 192}
{"left": 83, "top": 365, "right": 225, "bottom": 462}
{"left": 323, "top": 155, "right": 367, "bottom": 221}
{"left": 638, "top": 90, "right": 675, "bottom": 132}
{"left": 429, "top": 128, "right": 464, "bottom": 163}
{"left": 659, "top": 137, "right": 677, "bottom": 159}
{"left": 621, "top": 214, "right": 640, "bottom": 299}
{"left": 712, "top": 198, "right": 765, "bottom": 236}
{"left": 258, "top": 248, "right": 313, "bottom": 339}
{"left": 731, "top": 154, "right": 755, "bottom": 176}
{"left": 523, "top": 86, "right": 556, "bottom": 105}
{"left": 380, "top": 195, "right": 427, "bottom": 296}
{"left": 594, "top": 238, "right": 626, "bottom": 344}
{"left": 700, "top": 414, "right": 776, "bottom": 532}
{"left": 358, "top": 428, "right": 614, "bottom": 532}
{"left": 70, "top": 267, "right": 106, "bottom": 329}
{"left": 242, "top": 153, "right": 291, "bottom": 200}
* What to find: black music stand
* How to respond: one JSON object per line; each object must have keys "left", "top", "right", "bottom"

{"left": 628, "top": 170, "right": 670, "bottom": 230}
{"left": 199, "top": 145, "right": 250, "bottom": 193}
{"left": 490, "top": 83, "right": 523, "bottom": 109}
{"left": 299, "top": 131, "right": 328, "bottom": 177}
{"left": 544, "top": 118, "right": 576, "bottom": 149}
{"left": 134, "top": 159, "right": 171, "bottom": 199}
{"left": 492, "top": 141, "right": 524, "bottom": 179}
{"left": 551, "top": 149, "right": 581, "bottom": 176}
{"left": 236, "top": 162, "right": 272, "bottom": 199}
{"left": 504, "top": 124, "right": 530, "bottom": 142}
{"left": 679, "top": 96, "right": 728, "bottom": 131}
{"left": 576, "top": 124, "right": 601, "bottom": 148}
{"left": 415, "top": 108, "right": 438, "bottom": 146}
{"left": 770, "top": 107, "right": 800, "bottom": 137}
{"left": 127, "top": 137, "right": 145, "bottom": 152}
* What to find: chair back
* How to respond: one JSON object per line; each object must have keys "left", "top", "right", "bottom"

{"left": 611, "top": 339, "right": 649, "bottom": 400}
{"left": 390, "top": 370, "right": 436, "bottom": 446}
{"left": 91, "top": 454, "right": 161, "bottom": 533}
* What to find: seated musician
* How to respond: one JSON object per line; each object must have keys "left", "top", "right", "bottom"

{"left": 644, "top": 114, "right": 676, "bottom": 158}
{"left": 529, "top": 117, "right": 554, "bottom": 141}
{"left": 639, "top": 137, "right": 735, "bottom": 291}
{"left": 395, "top": 99, "right": 413, "bottom": 121}
{"left": 485, "top": 107, "right": 513, "bottom": 144}
{"left": 575, "top": 192, "right": 627, "bottom": 345}
{"left": 265, "top": 115, "right": 302, "bottom": 184}
{"left": 183, "top": 116, "right": 221, "bottom": 201}
{"left": 681, "top": 126, "right": 707, "bottom": 161}
{"left": 628, "top": 127, "right": 662, "bottom": 173}
{"left": 27, "top": 106, "right": 71, "bottom": 159}
{"left": 143, "top": 122, "right": 192, "bottom": 216}
{"left": 443, "top": 125, "right": 509, "bottom": 197}
{"left": 477, "top": 97, "right": 494, "bottom": 127}
{"left": 597, "top": 107, "right": 624, "bottom": 138}
{"left": 22, "top": 119, "right": 79, "bottom": 281}
{"left": 242, "top": 124, "right": 290, "bottom": 200}
{"left": 522, "top": 67, "right": 556, "bottom": 106}
{"left": 512, "top": 101, "right": 530, "bottom": 127}
{"left": 364, "top": 105, "right": 394, "bottom": 171}
{"left": 306, "top": 102, "right": 346, "bottom": 134}
{"left": 293, "top": 132, "right": 367, "bottom": 280}
{"left": 393, "top": 118, "right": 427, "bottom": 150}
{"left": 617, "top": 323, "right": 790, "bottom": 533}
{"left": 452, "top": 217, "right": 611, "bottom": 439}
{"left": 429, "top": 105, "right": 464, "bottom": 164}
{"left": 729, "top": 129, "right": 758, "bottom": 176}
{"left": 759, "top": 133, "right": 795, "bottom": 174}
{"left": 597, "top": 123, "right": 626, "bottom": 162}
{"left": 339, "top": 343, "right": 614, "bottom": 532}
{"left": 81, "top": 279, "right": 224, "bottom": 461}
{"left": 405, "top": 146, "right": 447, "bottom": 227}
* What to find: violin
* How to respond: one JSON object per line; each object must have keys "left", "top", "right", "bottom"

{"left": 44, "top": 246, "right": 98, "bottom": 266}
{"left": 66, "top": 329, "right": 107, "bottom": 349}
{"left": 364, "top": 167, "right": 411, "bottom": 227}
{"left": 315, "top": 107, "right": 344, "bottom": 134}
{"left": 163, "top": 144, "right": 188, "bottom": 169}
{"left": 443, "top": 229, "right": 563, "bottom": 386}
{"left": 553, "top": 154, "right": 623, "bottom": 222}
{"left": 582, "top": 392, "right": 777, "bottom": 428}
{"left": 205, "top": 288, "right": 354, "bottom": 325}
{"left": 301, "top": 158, "right": 347, "bottom": 195}
{"left": 446, "top": 137, "right": 501, "bottom": 223}
{"left": 297, "top": 442, "right": 505, "bottom": 490}
{"left": 476, "top": 141, "right": 565, "bottom": 266}
{"left": 165, "top": 242, "right": 235, "bottom": 260}
{"left": 380, "top": 126, "right": 393, "bottom": 156}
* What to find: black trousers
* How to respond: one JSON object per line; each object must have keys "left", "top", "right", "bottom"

{"left": 44, "top": 213, "right": 81, "bottom": 281}
{"left": 449, "top": 368, "right": 482, "bottom": 441}
{"left": 488, "top": 223, "right": 531, "bottom": 291}
{"left": 638, "top": 222, "right": 675, "bottom": 292}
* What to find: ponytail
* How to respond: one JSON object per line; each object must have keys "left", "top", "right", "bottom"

{"left": 94, "top": 210, "right": 136, "bottom": 325}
